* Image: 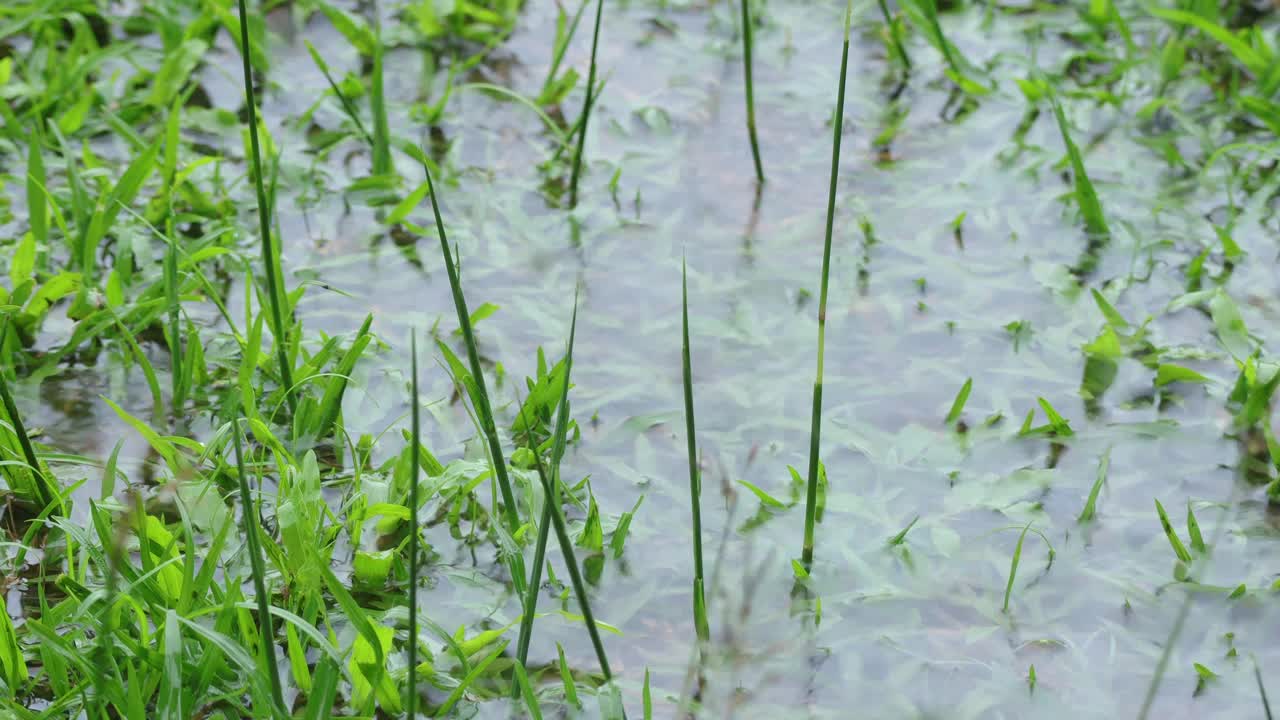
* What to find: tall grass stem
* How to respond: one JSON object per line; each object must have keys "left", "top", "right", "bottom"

{"left": 513, "top": 296, "right": 579, "bottom": 694}
{"left": 235, "top": 0, "right": 296, "bottom": 417}
{"left": 801, "top": 1, "right": 853, "bottom": 569}
{"left": 568, "top": 0, "right": 604, "bottom": 208}
{"left": 681, "top": 260, "right": 708, "bottom": 641}
{"left": 230, "top": 416, "right": 286, "bottom": 716}
{"left": 420, "top": 158, "right": 528, "bottom": 594}
{"left": 407, "top": 330, "right": 421, "bottom": 717}
{"left": 740, "top": 0, "right": 765, "bottom": 184}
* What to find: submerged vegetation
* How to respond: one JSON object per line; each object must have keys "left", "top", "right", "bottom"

{"left": 0, "top": 0, "right": 1279, "bottom": 718}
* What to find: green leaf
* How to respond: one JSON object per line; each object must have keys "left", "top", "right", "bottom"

{"left": 945, "top": 378, "right": 972, "bottom": 425}
{"left": 1077, "top": 448, "right": 1110, "bottom": 524}
{"left": 1209, "top": 290, "right": 1251, "bottom": 359}
{"left": 1090, "top": 288, "right": 1129, "bottom": 330}
{"left": 0, "top": 597, "right": 26, "bottom": 694}
{"left": 353, "top": 550, "right": 395, "bottom": 586}
{"left": 1155, "top": 364, "right": 1210, "bottom": 387}
{"left": 739, "top": 479, "right": 786, "bottom": 508}
{"left": 1155, "top": 499, "right": 1192, "bottom": 564}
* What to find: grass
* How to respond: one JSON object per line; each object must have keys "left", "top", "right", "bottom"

{"left": 235, "top": 0, "right": 296, "bottom": 418}
{"left": 230, "top": 416, "right": 286, "bottom": 715}
{"left": 2, "top": 0, "right": 1280, "bottom": 717}
{"left": 568, "top": 0, "right": 605, "bottom": 208}
{"left": 682, "top": 259, "right": 709, "bottom": 642}
{"left": 513, "top": 297, "right": 579, "bottom": 689}
{"left": 420, "top": 156, "right": 529, "bottom": 596}
{"left": 407, "top": 330, "right": 421, "bottom": 719}
{"left": 739, "top": 0, "right": 764, "bottom": 184}
{"left": 800, "top": 0, "right": 853, "bottom": 570}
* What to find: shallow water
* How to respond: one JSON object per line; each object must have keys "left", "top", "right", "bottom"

{"left": 5, "top": 0, "right": 1280, "bottom": 717}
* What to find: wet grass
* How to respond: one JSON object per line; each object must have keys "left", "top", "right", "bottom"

{"left": 1, "top": 0, "right": 1279, "bottom": 717}
{"left": 800, "top": 0, "right": 853, "bottom": 570}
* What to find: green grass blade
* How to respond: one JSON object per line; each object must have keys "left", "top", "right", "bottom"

{"left": 230, "top": 417, "right": 286, "bottom": 716}
{"left": 557, "top": 642, "right": 579, "bottom": 707}
{"left": 235, "top": 0, "right": 297, "bottom": 418}
{"left": 407, "top": 329, "right": 421, "bottom": 719}
{"left": 568, "top": 0, "right": 605, "bottom": 208}
{"left": 681, "top": 259, "right": 708, "bottom": 642}
{"left": 370, "top": 18, "right": 391, "bottom": 176}
{"left": 876, "top": 0, "right": 912, "bottom": 69}
{"left": 303, "top": 39, "right": 374, "bottom": 145}
{"left": 945, "top": 377, "right": 972, "bottom": 426}
{"left": 1044, "top": 82, "right": 1111, "bottom": 261}
{"left": 1253, "top": 654, "right": 1274, "bottom": 720}
{"left": 740, "top": 0, "right": 764, "bottom": 183}
{"left": 1077, "top": 447, "right": 1110, "bottom": 524}
{"left": 515, "top": 385, "right": 617, "bottom": 690}
{"left": 514, "top": 296, "right": 579, "bottom": 691}
{"left": 1155, "top": 498, "right": 1192, "bottom": 563}
{"left": 419, "top": 156, "right": 527, "bottom": 595}
{"left": 312, "top": 314, "right": 373, "bottom": 441}
{"left": 1002, "top": 522, "right": 1032, "bottom": 613}
{"left": 0, "top": 320, "right": 59, "bottom": 513}
{"left": 513, "top": 660, "right": 543, "bottom": 720}
{"left": 801, "top": 1, "right": 853, "bottom": 569}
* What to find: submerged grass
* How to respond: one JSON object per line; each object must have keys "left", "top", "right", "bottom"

{"left": 800, "top": 0, "right": 853, "bottom": 569}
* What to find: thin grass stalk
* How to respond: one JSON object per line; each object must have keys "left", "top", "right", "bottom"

{"left": 1254, "top": 655, "right": 1274, "bottom": 720}
{"left": 1137, "top": 488, "right": 1241, "bottom": 720}
{"left": 230, "top": 416, "right": 286, "bottom": 716}
{"left": 876, "top": 0, "right": 912, "bottom": 70}
{"left": 0, "top": 319, "right": 57, "bottom": 513}
{"left": 235, "top": 0, "right": 297, "bottom": 417}
{"left": 568, "top": 0, "right": 604, "bottom": 208}
{"left": 371, "top": 11, "right": 392, "bottom": 176}
{"left": 164, "top": 218, "right": 184, "bottom": 419}
{"left": 304, "top": 40, "right": 375, "bottom": 145}
{"left": 407, "top": 330, "right": 421, "bottom": 718}
{"left": 801, "top": 1, "right": 853, "bottom": 569}
{"left": 515, "top": 392, "right": 617, "bottom": 690}
{"left": 681, "top": 259, "right": 708, "bottom": 642}
{"left": 740, "top": 0, "right": 764, "bottom": 184}
{"left": 92, "top": 501, "right": 124, "bottom": 716}
{"left": 513, "top": 296, "right": 579, "bottom": 695}
{"left": 419, "top": 159, "right": 527, "bottom": 593}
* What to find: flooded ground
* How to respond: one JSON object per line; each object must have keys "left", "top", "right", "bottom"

{"left": 3, "top": 0, "right": 1279, "bottom": 717}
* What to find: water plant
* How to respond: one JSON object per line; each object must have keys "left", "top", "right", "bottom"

{"left": 801, "top": 0, "right": 853, "bottom": 570}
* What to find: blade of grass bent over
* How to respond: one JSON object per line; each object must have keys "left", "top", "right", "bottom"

{"left": 740, "top": 0, "right": 764, "bottom": 183}
{"left": 407, "top": 330, "right": 421, "bottom": 718}
{"left": 801, "top": 1, "right": 853, "bottom": 569}
{"left": 513, "top": 295, "right": 579, "bottom": 695}
{"left": 682, "top": 260, "right": 708, "bottom": 642}
{"left": 230, "top": 417, "right": 286, "bottom": 716}
{"left": 419, "top": 158, "right": 527, "bottom": 594}
{"left": 235, "top": 0, "right": 297, "bottom": 417}
{"left": 568, "top": 0, "right": 605, "bottom": 208}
